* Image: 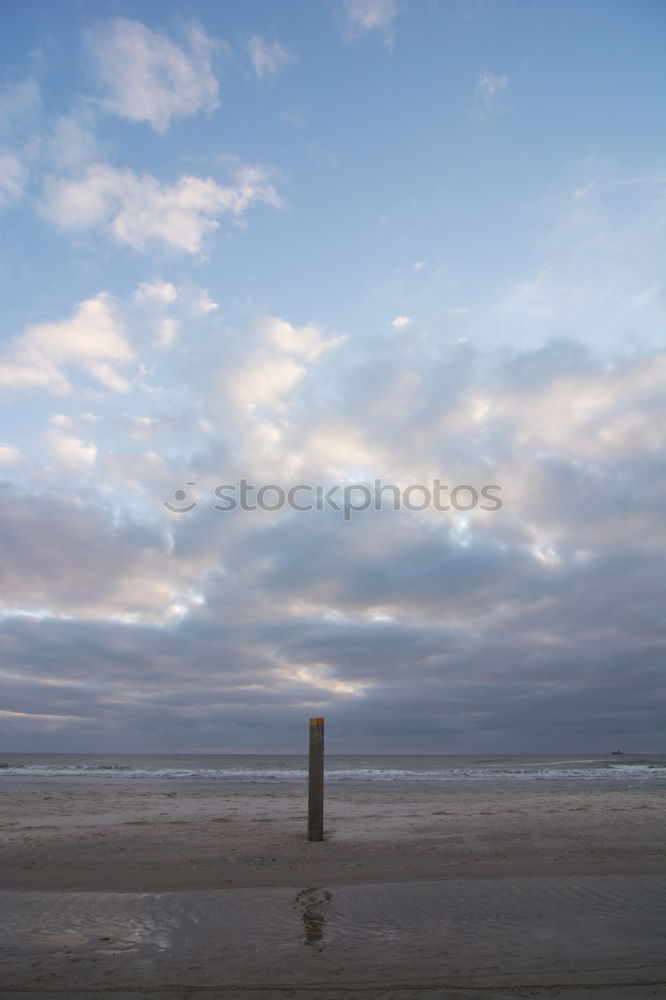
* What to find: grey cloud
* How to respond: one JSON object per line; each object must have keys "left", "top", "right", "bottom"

{"left": 0, "top": 484, "right": 170, "bottom": 616}
{"left": 1, "top": 332, "right": 663, "bottom": 752}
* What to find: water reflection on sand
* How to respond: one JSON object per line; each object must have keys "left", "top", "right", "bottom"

{"left": 294, "top": 887, "right": 332, "bottom": 948}
{"left": 3, "top": 875, "right": 665, "bottom": 994}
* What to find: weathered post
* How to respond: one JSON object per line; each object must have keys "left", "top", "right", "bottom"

{"left": 308, "top": 717, "right": 324, "bottom": 841}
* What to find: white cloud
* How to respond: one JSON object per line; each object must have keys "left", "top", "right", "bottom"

{"left": 134, "top": 280, "right": 218, "bottom": 317}
{"left": 474, "top": 71, "right": 508, "bottom": 119}
{"left": 156, "top": 318, "right": 179, "bottom": 348}
{"left": 0, "top": 80, "right": 40, "bottom": 209}
{"left": 498, "top": 354, "right": 666, "bottom": 459}
{"left": 42, "top": 161, "right": 281, "bottom": 254}
{"left": 0, "top": 292, "right": 133, "bottom": 395}
{"left": 133, "top": 280, "right": 218, "bottom": 348}
{"left": 266, "top": 317, "right": 343, "bottom": 360}
{"left": 134, "top": 280, "right": 179, "bottom": 306}
{"left": 20, "top": 294, "right": 130, "bottom": 363}
{"left": 86, "top": 19, "right": 220, "bottom": 132}
{"left": 0, "top": 81, "right": 100, "bottom": 210}
{"left": 47, "top": 418, "right": 97, "bottom": 468}
{"left": 216, "top": 316, "right": 345, "bottom": 417}
{"left": 0, "top": 444, "right": 20, "bottom": 465}
{"left": 231, "top": 355, "right": 306, "bottom": 411}
{"left": 47, "top": 107, "right": 99, "bottom": 172}
{"left": 304, "top": 423, "right": 384, "bottom": 475}
{"left": 391, "top": 315, "right": 413, "bottom": 329}
{"left": 85, "top": 361, "right": 132, "bottom": 392}
{"left": 342, "top": 0, "right": 399, "bottom": 36}
{"left": 133, "top": 281, "right": 180, "bottom": 348}
{"left": 247, "top": 36, "right": 297, "bottom": 79}
{"left": 120, "top": 416, "right": 163, "bottom": 439}
{"left": 0, "top": 151, "right": 24, "bottom": 205}
{"left": 192, "top": 290, "right": 219, "bottom": 314}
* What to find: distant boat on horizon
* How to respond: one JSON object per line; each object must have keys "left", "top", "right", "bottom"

{"left": 611, "top": 749, "right": 625, "bottom": 755}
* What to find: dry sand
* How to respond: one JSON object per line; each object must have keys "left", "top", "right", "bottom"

{"left": 0, "top": 783, "right": 663, "bottom": 890}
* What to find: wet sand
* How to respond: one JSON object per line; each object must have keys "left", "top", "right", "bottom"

{"left": 1, "top": 876, "right": 665, "bottom": 998}
{"left": 1, "top": 783, "right": 664, "bottom": 998}
{"left": 0, "top": 783, "right": 664, "bottom": 890}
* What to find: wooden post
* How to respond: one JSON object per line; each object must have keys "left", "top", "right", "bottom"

{"left": 308, "top": 717, "right": 324, "bottom": 841}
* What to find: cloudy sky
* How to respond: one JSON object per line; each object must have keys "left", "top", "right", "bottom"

{"left": 0, "top": 0, "right": 664, "bottom": 754}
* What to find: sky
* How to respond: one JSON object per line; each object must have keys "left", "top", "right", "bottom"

{"left": 0, "top": 0, "right": 664, "bottom": 754}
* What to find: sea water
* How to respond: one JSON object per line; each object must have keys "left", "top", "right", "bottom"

{"left": 0, "top": 751, "right": 664, "bottom": 795}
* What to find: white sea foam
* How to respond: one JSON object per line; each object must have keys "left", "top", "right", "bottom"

{"left": 0, "top": 757, "right": 663, "bottom": 785}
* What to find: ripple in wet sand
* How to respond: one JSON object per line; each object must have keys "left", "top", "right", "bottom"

{"left": 1, "top": 875, "right": 665, "bottom": 996}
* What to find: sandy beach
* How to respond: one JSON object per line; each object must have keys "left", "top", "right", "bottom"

{"left": 1, "top": 782, "right": 665, "bottom": 998}
{"left": 0, "top": 783, "right": 663, "bottom": 890}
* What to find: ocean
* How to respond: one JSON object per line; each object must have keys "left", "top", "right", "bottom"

{"left": 0, "top": 751, "right": 664, "bottom": 795}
